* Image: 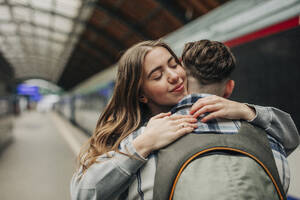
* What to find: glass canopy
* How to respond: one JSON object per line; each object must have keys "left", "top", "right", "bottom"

{"left": 0, "top": 0, "right": 95, "bottom": 82}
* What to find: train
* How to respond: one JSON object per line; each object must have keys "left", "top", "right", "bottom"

{"left": 55, "top": 80, "right": 115, "bottom": 134}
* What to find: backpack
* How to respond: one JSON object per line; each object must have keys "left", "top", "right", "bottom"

{"left": 153, "top": 122, "right": 286, "bottom": 200}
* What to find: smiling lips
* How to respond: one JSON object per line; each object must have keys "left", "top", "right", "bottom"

{"left": 171, "top": 83, "right": 184, "bottom": 92}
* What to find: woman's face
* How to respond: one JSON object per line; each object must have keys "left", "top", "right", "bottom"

{"left": 141, "top": 47, "right": 188, "bottom": 115}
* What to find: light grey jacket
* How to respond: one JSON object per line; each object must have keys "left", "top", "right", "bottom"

{"left": 70, "top": 105, "right": 299, "bottom": 200}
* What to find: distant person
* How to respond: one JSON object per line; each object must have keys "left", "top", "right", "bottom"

{"left": 70, "top": 40, "right": 299, "bottom": 200}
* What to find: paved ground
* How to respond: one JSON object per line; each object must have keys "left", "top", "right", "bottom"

{"left": 0, "top": 111, "right": 86, "bottom": 200}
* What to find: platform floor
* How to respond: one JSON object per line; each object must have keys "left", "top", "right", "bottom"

{"left": 0, "top": 111, "right": 87, "bottom": 200}
{"left": 0, "top": 110, "right": 299, "bottom": 199}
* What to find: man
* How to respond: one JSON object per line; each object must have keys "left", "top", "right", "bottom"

{"left": 154, "top": 40, "right": 298, "bottom": 200}
{"left": 126, "top": 40, "right": 299, "bottom": 200}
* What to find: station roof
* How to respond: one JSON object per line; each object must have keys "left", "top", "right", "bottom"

{"left": 0, "top": 0, "right": 230, "bottom": 90}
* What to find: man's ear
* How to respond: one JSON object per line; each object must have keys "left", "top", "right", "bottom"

{"left": 139, "top": 95, "right": 148, "bottom": 104}
{"left": 223, "top": 80, "right": 235, "bottom": 98}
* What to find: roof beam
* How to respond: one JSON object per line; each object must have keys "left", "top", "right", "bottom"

{"left": 71, "top": 48, "right": 110, "bottom": 70}
{"left": 203, "top": 0, "right": 220, "bottom": 8}
{"left": 58, "top": 50, "right": 110, "bottom": 90}
{"left": 188, "top": 0, "right": 209, "bottom": 14}
{"left": 85, "top": 23, "right": 125, "bottom": 51}
{"left": 155, "top": 0, "right": 189, "bottom": 24}
{"left": 80, "top": 37, "right": 115, "bottom": 62}
{"left": 86, "top": 1, "right": 152, "bottom": 40}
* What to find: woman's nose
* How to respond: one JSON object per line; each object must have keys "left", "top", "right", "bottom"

{"left": 167, "top": 70, "right": 179, "bottom": 83}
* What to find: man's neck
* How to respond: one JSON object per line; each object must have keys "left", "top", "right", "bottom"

{"left": 187, "top": 76, "right": 225, "bottom": 96}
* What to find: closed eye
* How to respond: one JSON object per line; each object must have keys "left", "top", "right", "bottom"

{"left": 170, "top": 64, "right": 178, "bottom": 68}
{"left": 169, "top": 57, "right": 178, "bottom": 68}
{"left": 152, "top": 72, "right": 162, "bottom": 80}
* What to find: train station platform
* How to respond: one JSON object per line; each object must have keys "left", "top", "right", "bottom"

{"left": 0, "top": 111, "right": 88, "bottom": 200}
{"left": 0, "top": 110, "right": 299, "bottom": 200}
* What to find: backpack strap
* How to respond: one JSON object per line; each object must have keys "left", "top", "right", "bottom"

{"left": 153, "top": 122, "right": 286, "bottom": 200}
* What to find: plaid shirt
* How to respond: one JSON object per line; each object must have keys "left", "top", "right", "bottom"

{"left": 122, "top": 94, "right": 290, "bottom": 200}
{"left": 170, "top": 93, "right": 242, "bottom": 134}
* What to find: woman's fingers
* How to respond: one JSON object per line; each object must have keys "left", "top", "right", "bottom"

{"left": 152, "top": 112, "right": 171, "bottom": 119}
{"left": 192, "top": 103, "right": 222, "bottom": 118}
{"left": 190, "top": 95, "right": 219, "bottom": 114}
{"left": 178, "top": 122, "right": 198, "bottom": 129}
{"left": 174, "top": 117, "right": 197, "bottom": 124}
{"left": 175, "top": 126, "right": 195, "bottom": 137}
{"left": 154, "top": 113, "right": 195, "bottom": 122}
{"left": 200, "top": 110, "right": 224, "bottom": 122}
{"left": 169, "top": 114, "right": 193, "bottom": 120}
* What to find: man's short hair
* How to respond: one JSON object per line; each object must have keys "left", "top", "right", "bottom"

{"left": 182, "top": 40, "right": 236, "bottom": 85}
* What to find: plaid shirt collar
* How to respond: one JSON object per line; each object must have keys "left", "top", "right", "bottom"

{"left": 170, "top": 93, "right": 212, "bottom": 114}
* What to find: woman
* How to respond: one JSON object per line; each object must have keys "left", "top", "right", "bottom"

{"left": 71, "top": 40, "right": 298, "bottom": 200}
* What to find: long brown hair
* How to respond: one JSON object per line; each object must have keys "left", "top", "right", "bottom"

{"left": 78, "top": 40, "right": 180, "bottom": 173}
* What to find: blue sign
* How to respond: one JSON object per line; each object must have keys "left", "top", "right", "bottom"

{"left": 30, "top": 93, "right": 42, "bottom": 101}
{"left": 17, "top": 84, "right": 41, "bottom": 102}
{"left": 17, "top": 84, "right": 39, "bottom": 96}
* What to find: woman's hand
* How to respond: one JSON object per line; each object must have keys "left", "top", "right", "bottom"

{"left": 133, "top": 112, "right": 197, "bottom": 158}
{"left": 189, "top": 95, "right": 256, "bottom": 123}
